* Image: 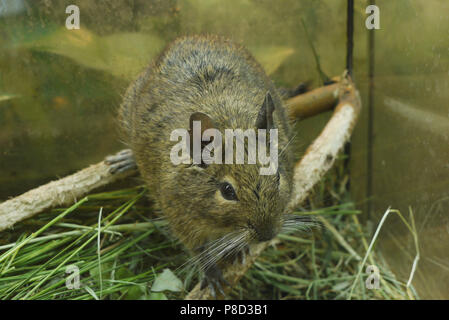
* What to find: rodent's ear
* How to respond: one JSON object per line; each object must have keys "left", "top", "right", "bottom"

{"left": 189, "top": 112, "right": 216, "bottom": 168}
{"left": 189, "top": 112, "right": 215, "bottom": 133}
{"left": 255, "top": 92, "right": 275, "bottom": 130}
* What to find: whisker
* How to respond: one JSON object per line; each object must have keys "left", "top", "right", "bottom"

{"left": 280, "top": 214, "right": 322, "bottom": 235}
{"left": 177, "top": 229, "right": 250, "bottom": 274}
{"left": 201, "top": 232, "right": 246, "bottom": 270}
{"left": 176, "top": 233, "right": 234, "bottom": 273}
{"left": 279, "top": 131, "right": 298, "bottom": 157}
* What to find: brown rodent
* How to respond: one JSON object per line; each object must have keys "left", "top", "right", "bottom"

{"left": 118, "top": 35, "right": 301, "bottom": 293}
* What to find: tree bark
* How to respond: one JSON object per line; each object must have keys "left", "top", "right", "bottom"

{"left": 0, "top": 158, "right": 137, "bottom": 232}
{"left": 286, "top": 82, "right": 340, "bottom": 120}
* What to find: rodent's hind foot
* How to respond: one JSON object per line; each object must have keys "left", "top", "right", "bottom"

{"left": 200, "top": 264, "right": 230, "bottom": 299}
{"left": 105, "top": 149, "right": 137, "bottom": 174}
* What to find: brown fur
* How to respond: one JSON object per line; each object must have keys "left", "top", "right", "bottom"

{"left": 119, "top": 35, "right": 294, "bottom": 260}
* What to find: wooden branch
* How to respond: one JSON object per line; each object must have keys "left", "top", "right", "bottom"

{"left": 185, "top": 72, "right": 361, "bottom": 300}
{"left": 0, "top": 154, "right": 137, "bottom": 232}
{"left": 286, "top": 82, "right": 340, "bottom": 120}
{"left": 0, "top": 77, "right": 342, "bottom": 233}
{"left": 287, "top": 78, "right": 361, "bottom": 210}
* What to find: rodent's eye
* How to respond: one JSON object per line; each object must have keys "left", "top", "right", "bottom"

{"left": 220, "top": 182, "right": 238, "bottom": 201}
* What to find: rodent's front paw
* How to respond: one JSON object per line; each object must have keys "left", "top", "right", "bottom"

{"left": 200, "top": 264, "right": 230, "bottom": 299}
{"left": 104, "top": 149, "right": 137, "bottom": 174}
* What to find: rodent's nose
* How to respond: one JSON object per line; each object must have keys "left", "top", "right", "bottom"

{"left": 257, "top": 231, "right": 275, "bottom": 242}
{"left": 249, "top": 222, "right": 277, "bottom": 242}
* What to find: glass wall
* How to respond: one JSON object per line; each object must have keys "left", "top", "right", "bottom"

{"left": 351, "top": 0, "right": 449, "bottom": 299}
{"left": 0, "top": 0, "right": 447, "bottom": 299}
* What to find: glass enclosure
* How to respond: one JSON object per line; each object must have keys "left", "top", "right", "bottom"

{"left": 0, "top": 0, "right": 448, "bottom": 299}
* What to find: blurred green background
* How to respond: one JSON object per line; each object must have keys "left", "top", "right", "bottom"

{"left": 0, "top": 0, "right": 448, "bottom": 299}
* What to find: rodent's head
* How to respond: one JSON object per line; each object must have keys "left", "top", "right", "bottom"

{"left": 194, "top": 161, "right": 293, "bottom": 243}
{"left": 169, "top": 92, "right": 296, "bottom": 256}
